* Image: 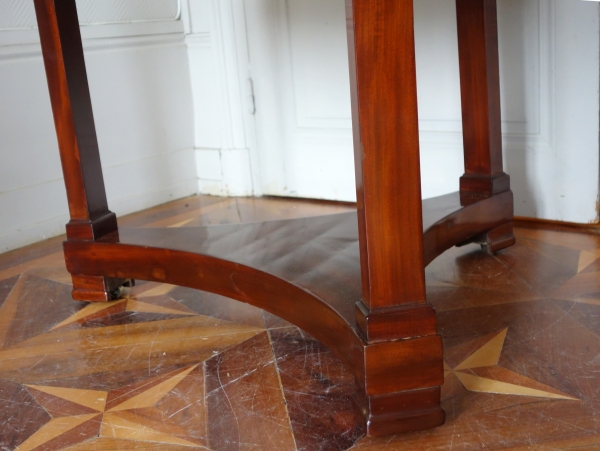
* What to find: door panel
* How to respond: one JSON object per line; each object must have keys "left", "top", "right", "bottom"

{"left": 244, "top": 0, "right": 599, "bottom": 223}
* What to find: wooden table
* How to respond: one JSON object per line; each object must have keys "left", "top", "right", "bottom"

{"left": 34, "top": 0, "right": 515, "bottom": 437}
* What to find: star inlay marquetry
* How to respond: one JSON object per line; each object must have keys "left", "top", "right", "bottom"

{"left": 50, "top": 283, "right": 197, "bottom": 330}
{"left": 17, "top": 365, "right": 206, "bottom": 450}
{"left": 446, "top": 328, "right": 577, "bottom": 400}
{"left": 2, "top": 195, "right": 599, "bottom": 450}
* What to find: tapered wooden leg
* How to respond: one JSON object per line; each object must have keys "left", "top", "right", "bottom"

{"left": 34, "top": 0, "right": 129, "bottom": 301}
{"left": 457, "top": 0, "right": 509, "bottom": 201}
{"left": 346, "top": 0, "right": 444, "bottom": 435}
{"left": 456, "top": 0, "right": 515, "bottom": 251}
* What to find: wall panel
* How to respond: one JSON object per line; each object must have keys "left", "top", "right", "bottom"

{"left": 0, "top": 4, "right": 196, "bottom": 253}
{"left": 238, "top": 0, "right": 599, "bottom": 222}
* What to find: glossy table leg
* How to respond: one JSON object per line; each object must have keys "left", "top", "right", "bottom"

{"left": 456, "top": 0, "right": 516, "bottom": 252}
{"left": 33, "top": 0, "right": 516, "bottom": 437}
{"left": 346, "top": 0, "right": 445, "bottom": 435}
{"left": 34, "top": 0, "right": 128, "bottom": 300}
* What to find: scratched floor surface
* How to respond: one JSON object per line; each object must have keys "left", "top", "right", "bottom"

{"left": 1, "top": 195, "right": 599, "bottom": 451}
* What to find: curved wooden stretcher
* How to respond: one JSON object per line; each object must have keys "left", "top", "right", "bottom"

{"left": 34, "top": 0, "right": 515, "bottom": 436}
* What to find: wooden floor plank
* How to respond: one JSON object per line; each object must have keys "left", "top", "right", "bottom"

{"left": 0, "top": 194, "right": 598, "bottom": 450}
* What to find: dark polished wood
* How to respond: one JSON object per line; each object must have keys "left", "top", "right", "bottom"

{"left": 345, "top": 0, "right": 445, "bottom": 432}
{"left": 455, "top": 0, "right": 516, "bottom": 253}
{"left": 345, "top": 0, "right": 426, "bottom": 309}
{"left": 34, "top": 0, "right": 126, "bottom": 301}
{"left": 63, "top": 193, "right": 511, "bottom": 435}
{"left": 2, "top": 206, "right": 598, "bottom": 449}
{"left": 456, "top": 0, "right": 511, "bottom": 201}
{"left": 34, "top": 0, "right": 515, "bottom": 437}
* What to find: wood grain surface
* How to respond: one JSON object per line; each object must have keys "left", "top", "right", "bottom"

{"left": 31, "top": 0, "right": 525, "bottom": 440}
{"left": 0, "top": 195, "right": 598, "bottom": 450}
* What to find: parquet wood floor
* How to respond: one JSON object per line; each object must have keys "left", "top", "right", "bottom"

{"left": 1, "top": 195, "right": 599, "bottom": 451}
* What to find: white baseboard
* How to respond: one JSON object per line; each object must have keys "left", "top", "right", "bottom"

{"left": 195, "top": 147, "right": 254, "bottom": 197}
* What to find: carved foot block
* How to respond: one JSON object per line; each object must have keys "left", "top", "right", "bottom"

{"left": 469, "top": 221, "right": 516, "bottom": 254}
{"left": 71, "top": 274, "right": 130, "bottom": 302}
{"left": 65, "top": 213, "right": 118, "bottom": 241}
{"left": 356, "top": 301, "right": 437, "bottom": 343}
{"left": 483, "top": 221, "right": 516, "bottom": 253}
{"left": 363, "top": 335, "right": 444, "bottom": 394}
{"left": 356, "top": 333, "right": 445, "bottom": 436}
{"left": 459, "top": 173, "right": 510, "bottom": 205}
{"left": 357, "top": 387, "right": 445, "bottom": 436}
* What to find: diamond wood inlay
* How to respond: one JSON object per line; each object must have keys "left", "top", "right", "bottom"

{"left": 2, "top": 195, "right": 600, "bottom": 450}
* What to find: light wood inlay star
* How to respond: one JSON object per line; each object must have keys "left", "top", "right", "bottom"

{"left": 25, "top": 385, "right": 107, "bottom": 412}
{"left": 49, "top": 299, "right": 128, "bottom": 330}
{"left": 16, "top": 414, "right": 101, "bottom": 451}
{"left": 49, "top": 283, "right": 197, "bottom": 330}
{"left": 2, "top": 196, "right": 600, "bottom": 450}
{"left": 577, "top": 249, "right": 600, "bottom": 273}
{"left": 447, "top": 328, "right": 578, "bottom": 400}
{"left": 17, "top": 365, "right": 207, "bottom": 450}
{"left": 135, "top": 283, "right": 178, "bottom": 298}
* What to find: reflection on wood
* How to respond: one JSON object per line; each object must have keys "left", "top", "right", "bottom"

{"left": 0, "top": 195, "right": 598, "bottom": 449}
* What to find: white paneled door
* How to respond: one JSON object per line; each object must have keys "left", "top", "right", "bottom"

{"left": 244, "top": 0, "right": 355, "bottom": 201}
{"left": 242, "top": 0, "right": 599, "bottom": 221}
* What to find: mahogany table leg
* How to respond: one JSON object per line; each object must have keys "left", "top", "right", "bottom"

{"left": 346, "top": 0, "right": 445, "bottom": 435}
{"left": 456, "top": 0, "right": 515, "bottom": 252}
{"left": 34, "top": 0, "right": 127, "bottom": 301}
